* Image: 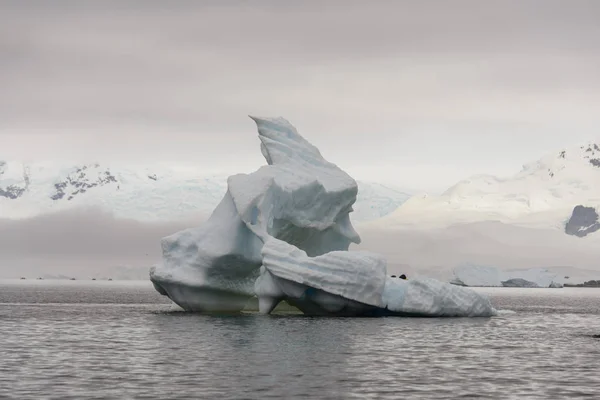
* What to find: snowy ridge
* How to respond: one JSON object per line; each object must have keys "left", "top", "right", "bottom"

{"left": 366, "top": 141, "right": 600, "bottom": 232}
{"left": 0, "top": 159, "right": 409, "bottom": 223}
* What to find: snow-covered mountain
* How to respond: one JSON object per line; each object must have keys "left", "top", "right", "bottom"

{"left": 0, "top": 160, "right": 410, "bottom": 223}
{"left": 352, "top": 140, "right": 600, "bottom": 282}
{"left": 364, "top": 141, "right": 600, "bottom": 235}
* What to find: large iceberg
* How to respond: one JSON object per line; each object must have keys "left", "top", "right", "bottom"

{"left": 150, "top": 116, "right": 496, "bottom": 317}
{"left": 450, "top": 264, "right": 563, "bottom": 288}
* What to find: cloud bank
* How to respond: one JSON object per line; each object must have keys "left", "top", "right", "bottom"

{"left": 2, "top": 1, "right": 599, "bottom": 191}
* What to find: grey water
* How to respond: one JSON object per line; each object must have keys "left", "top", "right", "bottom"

{"left": 1, "top": 280, "right": 599, "bottom": 399}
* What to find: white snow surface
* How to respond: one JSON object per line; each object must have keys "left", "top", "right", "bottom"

{"left": 0, "top": 160, "right": 408, "bottom": 223}
{"left": 150, "top": 116, "right": 495, "bottom": 317}
{"left": 451, "top": 264, "right": 563, "bottom": 288}
{"left": 365, "top": 142, "right": 600, "bottom": 230}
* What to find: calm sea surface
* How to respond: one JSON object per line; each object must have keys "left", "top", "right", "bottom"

{"left": 1, "top": 280, "right": 599, "bottom": 399}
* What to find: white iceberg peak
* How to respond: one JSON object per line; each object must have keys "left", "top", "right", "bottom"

{"left": 150, "top": 116, "right": 496, "bottom": 317}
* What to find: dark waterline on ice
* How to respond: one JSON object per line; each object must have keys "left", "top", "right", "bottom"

{"left": 1, "top": 280, "right": 599, "bottom": 399}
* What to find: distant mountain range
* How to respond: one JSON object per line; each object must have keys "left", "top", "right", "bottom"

{"left": 363, "top": 141, "right": 600, "bottom": 238}
{"left": 353, "top": 140, "right": 600, "bottom": 281}
{"left": 0, "top": 160, "right": 410, "bottom": 223}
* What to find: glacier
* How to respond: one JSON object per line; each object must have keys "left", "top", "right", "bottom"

{"left": 150, "top": 116, "right": 496, "bottom": 317}
{"left": 450, "top": 264, "right": 563, "bottom": 288}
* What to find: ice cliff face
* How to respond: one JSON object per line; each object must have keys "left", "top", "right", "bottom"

{"left": 150, "top": 116, "right": 496, "bottom": 317}
{"left": 151, "top": 116, "right": 365, "bottom": 312}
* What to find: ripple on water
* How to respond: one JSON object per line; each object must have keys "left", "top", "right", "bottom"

{"left": 0, "top": 281, "right": 599, "bottom": 399}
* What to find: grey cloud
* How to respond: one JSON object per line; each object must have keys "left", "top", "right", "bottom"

{"left": 1, "top": 0, "right": 599, "bottom": 192}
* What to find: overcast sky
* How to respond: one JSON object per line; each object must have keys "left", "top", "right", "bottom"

{"left": 1, "top": 0, "right": 599, "bottom": 192}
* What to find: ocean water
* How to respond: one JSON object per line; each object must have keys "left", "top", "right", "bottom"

{"left": 1, "top": 280, "right": 599, "bottom": 399}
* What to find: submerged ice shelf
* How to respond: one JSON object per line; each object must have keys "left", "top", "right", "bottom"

{"left": 150, "top": 116, "right": 496, "bottom": 317}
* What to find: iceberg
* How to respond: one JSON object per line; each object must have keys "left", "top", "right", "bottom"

{"left": 150, "top": 116, "right": 496, "bottom": 317}
{"left": 383, "top": 277, "right": 497, "bottom": 317}
{"left": 255, "top": 237, "right": 387, "bottom": 315}
{"left": 450, "top": 264, "right": 563, "bottom": 288}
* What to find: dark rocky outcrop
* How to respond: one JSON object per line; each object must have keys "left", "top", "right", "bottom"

{"left": 0, "top": 162, "right": 30, "bottom": 199}
{"left": 501, "top": 278, "right": 539, "bottom": 288}
{"left": 564, "top": 280, "right": 600, "bottom": 287}
{"left": 0, "top": 185, "right": 27, "bottom": 199}
{"left": 50, "top": 165, "right": 117, "bottom": 201}
{"left": 581, "top": 143, "right": 600, "bottom": 167}
{"left": 565, "top": 205, "right": 600, "bottom": 237}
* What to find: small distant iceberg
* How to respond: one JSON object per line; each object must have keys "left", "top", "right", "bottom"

{"left": 450, "top": 264, "right": 563, "bottom": 288}
{"left": 150, "top": 116, "right": 496, "bottom": 317}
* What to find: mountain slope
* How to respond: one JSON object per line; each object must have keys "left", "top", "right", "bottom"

{"left": 0, "top": 160, "right": 409, "bottom": 223}
{"left": 365, "top": 141, "right": 600, "bottom": 233}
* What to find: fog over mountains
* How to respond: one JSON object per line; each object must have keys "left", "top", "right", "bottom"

{"left": 1, "top": 140, "right": 599, "bottom": 281}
